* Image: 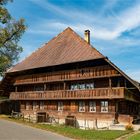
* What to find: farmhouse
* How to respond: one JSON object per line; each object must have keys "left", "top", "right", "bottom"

{"left": 1, "top": 27, "right": 140, "bottom": 128}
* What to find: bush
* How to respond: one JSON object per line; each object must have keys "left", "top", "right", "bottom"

{"left": 125, "top": 124, "right": 133, "bottom": 131}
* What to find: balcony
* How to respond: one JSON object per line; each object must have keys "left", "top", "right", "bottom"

{"left": 10, "top": 87, "right": 126, "bottom": 100}
{"left": 14, "top": 65, "right": 121, "bottom": 85}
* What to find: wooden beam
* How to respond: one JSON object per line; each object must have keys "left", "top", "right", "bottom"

{"left": 124, "top": 79, "right": 127, "bottom": 87}
{"left": 44, "top": 84, "right": 46, "bottom": 91}
{"left": 117, "top": 78, "right": 120, "bottom": 87}
{"left": 15, "top": 86, "right": 17, "bottom": 92}
{"left": 64, "top": 82, "right": 66, "bottom": 90}
{"left": 109, "top": 78, "right": 112, "bottom": 88}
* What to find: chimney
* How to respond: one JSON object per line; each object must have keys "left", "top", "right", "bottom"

{"left": 84, "top": 30, "right": 90, "bottom": 44}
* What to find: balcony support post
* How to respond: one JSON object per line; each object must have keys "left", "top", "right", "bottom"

{"left": 44, "top": 84, "right": 46, "bottom": 91}
{"left": 64, "top": 82, "right": 66, "bottom": 90}
{"left": 124, "top": 79, "right": 127, "bottom": 88}
{"left": 15, "top": 86, "right": 17, "bottom": 92}
{"left": 109, "top": 78, "right": 112, "bottom": 88}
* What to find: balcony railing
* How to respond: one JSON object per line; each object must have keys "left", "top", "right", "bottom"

{"left": 10, "top": 87, "right": 125, "bottom": 100}
{"left": 14, "top": 65, "right": 120, "bottom": 85}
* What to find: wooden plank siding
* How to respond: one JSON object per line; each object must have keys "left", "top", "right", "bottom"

{"left": 14, "top": 65, "right": 120, "bottom": 85}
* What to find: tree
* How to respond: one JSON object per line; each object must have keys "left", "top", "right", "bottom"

{"left": 0, "top": 0, "right": 26, "bottom": 76}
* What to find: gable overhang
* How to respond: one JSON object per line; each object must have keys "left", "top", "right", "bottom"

{"left": 104, "top": 57, "right": 140, "bottom": 91}
{"left": 6, "top": 57, "right": 105, "bottom": 76}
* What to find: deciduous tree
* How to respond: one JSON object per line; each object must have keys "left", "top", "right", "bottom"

{"left": 0, "top": 0, "right": 26, "bottom": 76}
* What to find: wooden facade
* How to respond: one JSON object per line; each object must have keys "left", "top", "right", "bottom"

{"left": 1, "top": 27, "right": 140, "bottom": 128}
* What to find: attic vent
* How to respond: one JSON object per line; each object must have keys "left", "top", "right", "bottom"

{"left": 84, "top": 30, "right": 90, "bottom": 44}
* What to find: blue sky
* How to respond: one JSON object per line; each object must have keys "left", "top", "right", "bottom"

{"left": 6, "top": 0, "right": 140, "bottom": 82}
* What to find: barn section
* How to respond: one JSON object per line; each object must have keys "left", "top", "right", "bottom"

{"left": 1, "top": 27, "right": 140, "bottom": 129}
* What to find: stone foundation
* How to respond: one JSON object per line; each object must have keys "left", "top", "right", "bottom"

{"left": 20, "top": 110, "right": 136, "bottom": 130}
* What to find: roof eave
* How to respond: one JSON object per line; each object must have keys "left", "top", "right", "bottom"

{"left": 6, "top": 57, "right": 106, "bottom": 74}
{"left": 104, "top": 57, "right": 140, "bottom": 91}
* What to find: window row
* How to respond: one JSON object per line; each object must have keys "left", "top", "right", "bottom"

{"left": 25, "top": 101, "right": 108, "bottom": 113}
{"left": 70, "top": 83, "right": 94, "bottom": 90}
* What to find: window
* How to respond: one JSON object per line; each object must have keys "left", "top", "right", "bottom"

{"left": 80, "top": 84, "right": 86, "bottom": 89}
{"left": 86, "top": 83, "right": 94, "bottom": 89}
{"left": 70, "top": 85, "right": 74, "bottom": 90}
{"left": 101, "top": 101, "right": 108, "bottom": 112}
{"left": 89, "top": 101, "right": 96, "bottom": 112}
{"left": 58, "top": 101, "right": 63, "bottom": 111}
{"left": 40, "top": 101, "right": 44, "bottom": 110}
{"left": 33, "top": 101, "right": 38, "bottom": 110}
{"left": 90, "top": 83, "right": 94, "bottom": 89}
{"left": 34, "top": 85, "right": 44, "bottom": 91}
{"left": 70, "top": 83, "right": 94, "bottom": 90}
{"left": 79, "top": 101, "right": 85, "bottom": 112}
{"left": 26, "top": 102, "right": 30, "bottom": 110}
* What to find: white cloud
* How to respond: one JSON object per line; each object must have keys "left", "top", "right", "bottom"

{"left": 114, "top": 4, "right": 140, "bottom": 36}
{"left": 28, "top": 0, "right": 140, "bottom": 40}
{"left": 125, "top": 69, "right": 140, "bottom": 82}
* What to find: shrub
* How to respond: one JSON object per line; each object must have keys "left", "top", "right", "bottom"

{"left": 125, "top": 124, "right": 133, "bottom": 131}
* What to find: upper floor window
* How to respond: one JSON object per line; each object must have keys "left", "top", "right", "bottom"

{"left": 58, "top": 101, "right": 63, "bottom": 111}
{"left": 101, "top": 101, "right": 108, "bottom": 112}
{"left": 86, "top": 83, "right": 94, "bottom": 89}
{"left": 89, "top": 101, "right": 96, "bottom": 112}
{"left": 79, "top": 101, "right": 85, "bottom": 112}
{"left": 34, "top": 85, "right": 44, "bottom": 91}
{"left": 70, "top": 83, "right": 94, "bottom": 90}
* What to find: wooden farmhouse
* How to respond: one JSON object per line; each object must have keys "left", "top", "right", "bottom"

{"left": 1, "top": 27, "right": 140, "bottom": 128}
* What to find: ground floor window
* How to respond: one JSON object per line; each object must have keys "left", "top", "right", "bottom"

{"left": 33, "top": 101, "right": 38, "bottom": 110}
{"left": 58, "top": 101, "right": 63, "bottom": 111}
{"left": 79, "top": 101, "right": 85, "bottom": 112}
{"left": 25, "top": 101, "right": 30, "bottom": 110}
{"left": 101, "top": 101, "right": 108, "bottom": 112}
{"left": 40, "top": 101, "right": 44, "bottom": 110}
{"left": 89, "top": 101, "right": 96, "bottom": 112}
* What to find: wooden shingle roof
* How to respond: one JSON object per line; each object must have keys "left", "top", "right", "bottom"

{"left": 8, "top": 27, "right": 104, "bottom": 72}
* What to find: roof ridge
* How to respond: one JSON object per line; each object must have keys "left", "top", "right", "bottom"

{"left": 68, "top": 27, "right": 105, "bottom": 57}
{"left": 44, "top": 27, "right": 73, "bottom": 45}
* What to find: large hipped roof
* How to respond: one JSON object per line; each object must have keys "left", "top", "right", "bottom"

{"left": 8, "top": 27, "right": 104, "bottom": 72}
{"left": 5, "top": 27, "right": 139, "bottom": 91}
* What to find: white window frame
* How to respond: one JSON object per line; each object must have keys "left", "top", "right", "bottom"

{"left": 26, "top": 102, "right": 30, "bottom": 110}
{"left": 58, "top": 101, "right": 63, "bottom": 111}
{"left": 33, "top": 101, "right": 37, "bottom": 110}
{"left": 79, "top": 101, "right": 85, "bottom": 112}
{"left": 101, "top": 101, "right": 108, "bottom": 112}
{"left": 89, "top": 101, "right": 96, "bottom": 112}
{"left": 40, "top": 101, "right": 44, "bottom": 110}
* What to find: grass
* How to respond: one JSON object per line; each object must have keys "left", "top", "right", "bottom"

{"left": 37, "top": 124, "right": 129, "bottom": 140}
{"left": 127, "top": 133, "right": 140, "bottom": 140}
{"left": 0, "top": 115, "right": 130, "bottom": 140}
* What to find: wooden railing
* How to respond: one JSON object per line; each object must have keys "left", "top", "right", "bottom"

{"left": 14, "top": 65, "right": 120, "bottom": 85}
{"left": 10, "top": 87, "right": 125, "bottom": 100}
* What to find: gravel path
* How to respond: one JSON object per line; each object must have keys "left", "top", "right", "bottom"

{"left": 0, "top": 119, "right": 73, "bottom": 140}
{"left": 115, "top": 131, "right": 140, "bottom": 140}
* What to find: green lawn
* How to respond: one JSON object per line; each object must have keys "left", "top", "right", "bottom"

{"left": 0, "top": 115, "right": 130, "bottom": 140}
{"left": 127, "top": 133, "right": 140, "bottom": 140}
{"left": 37, "top": 124, "right": 129, "bottom": 140}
